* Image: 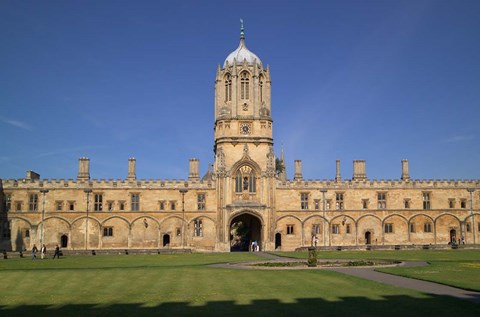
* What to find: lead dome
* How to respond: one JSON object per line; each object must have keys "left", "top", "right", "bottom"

{"left": 223, "top": 23, "right": 262, "bottom": 68}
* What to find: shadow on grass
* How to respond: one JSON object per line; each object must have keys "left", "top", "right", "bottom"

{"left": 2, "top": 295, "right": 479, "bottom": 317}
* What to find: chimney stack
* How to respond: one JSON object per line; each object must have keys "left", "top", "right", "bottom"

{"left": 335, "top": 160, "right": 342, "bottom": 182}
{"left": 352, "top": 160, "right": 367, "bottom": 181}
{"left": 127, "top": 158, "right": 136, "bottom": 180}
{"left": 294, "top": 160, "right": 303, "bottom": 180}
{"left": 401, "top": 159, "right": 410, "bottom": 181}
{"left": 189, "top": 158, "right": 200, "bottom": 181}
{"left": 77, "top": 157, "right": 90, "bottom": 181}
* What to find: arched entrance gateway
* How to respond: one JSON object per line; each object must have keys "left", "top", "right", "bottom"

{"left": 229, "top": 213, "right": 262, "bottom": 252}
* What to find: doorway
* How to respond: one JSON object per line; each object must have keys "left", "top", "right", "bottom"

{"left": 230, "top": 213, "right": 262, "bottom": 252}
{"left": 61, "top": 234, "right": 68, "bottom": 248}
{"left": 365, "top": 231, "right": 372, "bottom": 245}
{"left": 275, "top": 233, "right": 282, "bottom": 250}
{"left": 450, "top": 229, "right": 457, "bottom": 243}
{"left": 163, "top": 234, "right": 170, "bottom": 247}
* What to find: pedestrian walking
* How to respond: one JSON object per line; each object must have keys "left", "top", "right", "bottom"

{"left": 41, "top": 244, "right": 46, "bottom": 259}
{"left": 53, "top": 245, "right": 61, "bottom": 259}
{"left": 32, "top": 244, "right": 38, "bottom": 260}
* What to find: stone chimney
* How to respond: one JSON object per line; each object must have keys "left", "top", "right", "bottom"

{"left": 26, "top": 171, "right": 40, "bottom": 181}
{"left": 127, "top": 158, "right": 136, "bottom": 180}
{"left": 77, "top": 157, "right": 90, "bottom": 181}
{"left": 335, "top": 160, "right": 342, "bottom": 182}
{"left": 352, "top": 160, "right": 367, "bottom": 181}
{"left": 401, "top": 159, "right": 410, "bottom": 181}
{"left": 294, "top": 160, "right": 303, "bottom": 181}
{"left": 189, "top": 158, "right": 200, "bottom": 181}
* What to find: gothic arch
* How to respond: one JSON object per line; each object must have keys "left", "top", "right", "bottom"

{"left": 303, "top": 214, "right": 328, "bottom": 224}
{"left": 434, "top": 213, "right": 461, "bottom": 224}
{"left": 229, "top": 209, "right": 264, "bottom": 226}
{"left": 276, "top": 214, "right": 302, "bottom": 224}
{"left": 330, "top": 214, "right": 356, "bottom": 224}
{"left": 383, "top": 213, "right": 409, "bottom": 225}
{"left": 188, "top": 215, "right": 216, "bottom": 225}
{"left": 131, "top": 215, "right": 160, "bottom": 228}
{"left": 409, "top": 213, "right": 434, "bottom": 223}
{"left": 42, "top": 216, "right": 72, "bottom": 230}
{"left": 160, "top": 215, "right": 184, "bottom": 225}
{"left": 230, "top": 157, "right": 261, "bottom": 177}
{"left": 357, "top": 214, "right": 382, "bottom": 224}
{"left": 5, "top": 216, "right": 33, "bottom": 227}
{"left": 71, "top": 216, "right": 102, "bottom": 227}
{"left": 101, "top": 215, "right": 130, "bottom": 229}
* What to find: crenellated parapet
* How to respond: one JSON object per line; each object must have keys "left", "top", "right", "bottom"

{"left": 276, "top": 178, "right": 480, "bottom": 190}
{"left": 1, "top": 178, "right": 216, "bottom": 190}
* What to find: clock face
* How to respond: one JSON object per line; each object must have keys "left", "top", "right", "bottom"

{"left": 240, "top": 123, "right": 251, "bottom": 135}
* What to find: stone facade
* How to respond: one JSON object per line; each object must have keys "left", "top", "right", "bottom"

{"left": 0, "top": 27, "right": 479, "bottom": 252}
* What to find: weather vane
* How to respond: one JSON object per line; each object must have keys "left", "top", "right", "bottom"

{"left": 240, "top": 18, "right": 245, "bottom": 39}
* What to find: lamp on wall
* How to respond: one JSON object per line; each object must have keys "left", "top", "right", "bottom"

{"left": 467, "top": 188, "right": 475, "bottom": 245}
{"left": 39, "top": 189, "right": 49, "bottom": 246}
{"left": 179, "top": 188, "right": 188, "bottom": 248}
{"left": 84, "top": 189, "right": 92, "bottom": 250}
{"left": 319, "top": 189, "right": 327, "bottom": 247}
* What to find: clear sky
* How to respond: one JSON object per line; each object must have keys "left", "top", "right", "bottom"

{"left": 1, "top": 0, "right": 479, "bottom": 181}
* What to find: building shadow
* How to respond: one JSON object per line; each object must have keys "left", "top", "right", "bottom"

{"left": 1, "top": 294, "right": 479, "bottom": 317}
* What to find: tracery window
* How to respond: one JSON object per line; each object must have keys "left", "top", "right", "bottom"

{"left": 240, "top": 72, "right": 249, "bottom": 100}
{"left": 377, "top": 193, "right": 386, "bottom": 209}
{"left": 29, "top": 194, "right": 39, "bottom": 211}
{"left": 225, "top": 74, "right": 232, "bottom": 102}
{"left": 194, "top": 219, "right": 203, "bottom": 237}
{"left": 235, "top": 165, "right": 256, "bottom": 193}
{"left": 94, "top": 194, "right": 103, "bottom": 211}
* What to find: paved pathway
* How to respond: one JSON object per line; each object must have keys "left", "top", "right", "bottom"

{"left": 330, "top": 261, "right": 480, "bottom": 304}
{"left": 218, "top": 252, "right": 480, "bottom": 304}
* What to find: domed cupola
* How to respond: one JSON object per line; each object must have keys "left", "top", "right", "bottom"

{"left": 223, "top": 20, "right": 262, "bottom": 68}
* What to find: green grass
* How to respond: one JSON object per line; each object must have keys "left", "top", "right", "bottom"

{"left": 0, "top": 252, "right": 479, "bottom": 317}
{"left": 273, "top": 249, "right": 480, "bottom": 291}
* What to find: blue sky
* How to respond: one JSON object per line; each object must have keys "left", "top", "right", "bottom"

{"left": 1, "top": 0, "right": 479, "bottom": 181}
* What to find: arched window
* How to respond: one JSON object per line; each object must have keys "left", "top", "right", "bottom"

{"left": 225, "top": 74, "right": 232, "bottom": 102}
{"left": 235, "top": 165, "right": 256, "bottom": 193}
{"left": 240, "top": 72, "right": 249, "bottom": 100}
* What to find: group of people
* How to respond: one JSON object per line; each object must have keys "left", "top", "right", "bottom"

{"left": 31, "top": 244, "right": 61, "bottom": 260}
{"left": 251, "top": 240, "right": 259, "bottom": 252}
{"left": 450, "top": 236, "right": 466, "bottom": 245}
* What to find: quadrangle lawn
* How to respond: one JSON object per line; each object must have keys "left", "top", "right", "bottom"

{"left": 1, "top": 251, "right": 479, "bottom": 317}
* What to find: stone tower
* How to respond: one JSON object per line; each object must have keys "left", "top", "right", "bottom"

{"left": 213, "top": 21, "right": 276, "bottom": 251}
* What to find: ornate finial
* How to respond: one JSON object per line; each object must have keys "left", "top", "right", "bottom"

{"left": 240, "top": 18, "right": 245, "bottom": 39}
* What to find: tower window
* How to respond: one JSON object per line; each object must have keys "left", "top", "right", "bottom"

{"left": 240, "top": 72, "right": 249, "bottom": 100}
{"left": 197, "top": 193, "right": 206, "bottom": 210}
{"left": 225, "top": 74, "right": 232, "bottom": 102}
